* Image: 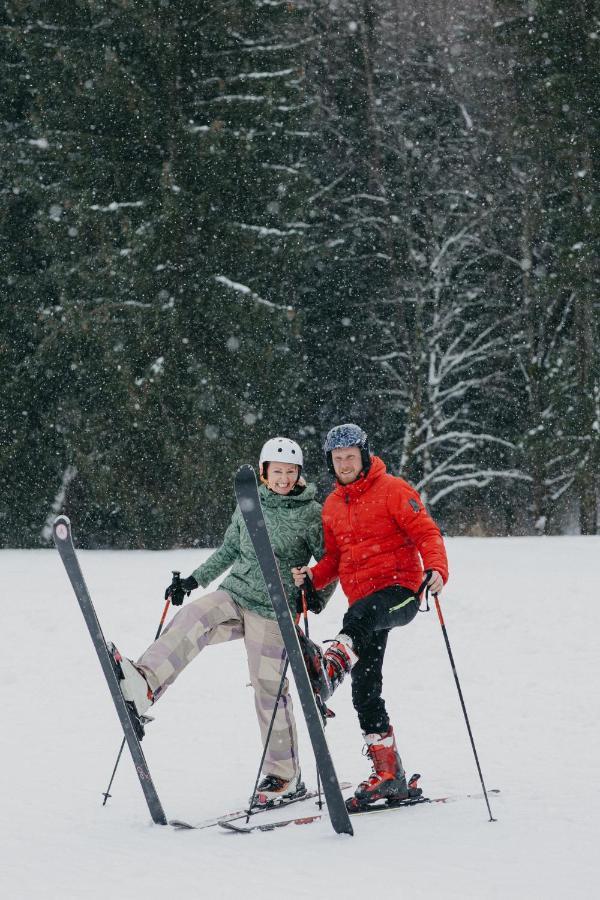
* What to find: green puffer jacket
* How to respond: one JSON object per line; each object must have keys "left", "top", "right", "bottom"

{"left": 191, "top": 481, "right": 335, "bottom": 619}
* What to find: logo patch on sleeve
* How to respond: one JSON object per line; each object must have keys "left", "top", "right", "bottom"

{"left": 408, "top": 498, "right": 421, "bottom": 513}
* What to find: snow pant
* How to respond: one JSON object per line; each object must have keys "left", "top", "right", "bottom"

{"left": 136, "top": 589, "right": 299, "bottom": 781}
{"left": 340, "top": 585, "right": 419, "bottom": 735}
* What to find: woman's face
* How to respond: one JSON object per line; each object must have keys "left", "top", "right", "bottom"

{"left": 265, "top": 462, "right": 300, "bottom": 495}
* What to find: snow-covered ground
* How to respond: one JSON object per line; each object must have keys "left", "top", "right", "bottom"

{"left": 2, "top": 536, "right": 599, "bottom": 899}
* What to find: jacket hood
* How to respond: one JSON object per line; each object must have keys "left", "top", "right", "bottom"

{"left": 333, "top": 455, "right": 387, "bottom": 499}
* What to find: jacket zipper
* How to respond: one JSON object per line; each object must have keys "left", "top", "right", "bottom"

{"left": 345, "top": 492, "right": 357, "bottom": 588}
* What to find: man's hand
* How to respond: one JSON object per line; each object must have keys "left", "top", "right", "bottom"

{"left": 292, "top": 565, "right": 313, "bottom": 587}
{"left": 425, "top": 569, "right": 444, "bottom": 594}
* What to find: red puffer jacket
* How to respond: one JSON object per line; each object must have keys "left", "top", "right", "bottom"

{"left": 311, "top": 456, "right": 448, "bottom": 604}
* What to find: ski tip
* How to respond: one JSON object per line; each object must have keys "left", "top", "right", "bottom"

{"left": 53, "top": 515, "right": 71, "bottom": 540}
{"left": 219, "top": 820, "right": 252, "bottom": 833}
{"left": 235, "top": 464, "right": 256, "bottom": 480}
{"left": 169, "top": 819, "right": 194, "bottom": 830}
{"left": 234, "top": 466, "right": 260, "bottom": 511}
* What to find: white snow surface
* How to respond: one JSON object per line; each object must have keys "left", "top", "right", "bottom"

{"left": 2, "top": 537, "right": 599, "bottom": 899}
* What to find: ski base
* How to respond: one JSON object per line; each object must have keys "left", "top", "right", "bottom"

{"left": 219, "top": 789, "right": 501, "bottom": 833}
{"left": 53, "top": 515, "right": 167, "bottom": 826}
{"left": 170, "top": 782, "right": 352, "bottom": 831}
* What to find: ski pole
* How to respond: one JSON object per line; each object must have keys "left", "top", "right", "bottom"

{"left": 301, "top": 583, "right": 323, "bottom": 810}
{"left": 245, "top": 590, "right": 312, "bottom": 822}
{"left": 302, "top": 585, "right": 310, "bottom": 638}
{"left": 433, "top": 594, "right": 496, "bottom": 822}
{"left": 102, "top": 595, "right": 172, "bottom": 805}
{"left": 245, "top": 657, "right": 290, "bottom": 823}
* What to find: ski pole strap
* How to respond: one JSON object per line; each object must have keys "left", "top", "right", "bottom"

{"left": 417, "top": 573, "right": 431, "bottom": 612}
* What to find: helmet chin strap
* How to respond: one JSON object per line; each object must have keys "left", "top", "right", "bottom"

{"left": 360, "top": 451, "right": 372, "bottom": 476}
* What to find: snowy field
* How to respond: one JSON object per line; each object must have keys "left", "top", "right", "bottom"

{"left": 2, "top": 536, "right": 599, "bottom": 900}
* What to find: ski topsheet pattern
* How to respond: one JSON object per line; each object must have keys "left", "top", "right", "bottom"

{"left": 234, "top": 465, "right": 353, "bottom": 837}
{"left": 53, "top": 515, "right": 167, "bottom": 825}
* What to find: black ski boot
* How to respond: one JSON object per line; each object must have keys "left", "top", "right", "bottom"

{"left": 296, "top": 626, "right": 332, "bottom": 698}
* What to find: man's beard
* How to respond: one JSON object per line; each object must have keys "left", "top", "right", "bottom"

{"left": 336, "top": 471, "right": 360, "bottom": 484}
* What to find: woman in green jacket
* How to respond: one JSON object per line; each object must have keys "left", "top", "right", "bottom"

{"left": 111, "top": 437, "right": 331, "bottom": 807}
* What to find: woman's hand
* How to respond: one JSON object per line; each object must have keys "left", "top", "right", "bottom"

{"left": 292, "top": 565, "right": 313, "bottom": 587}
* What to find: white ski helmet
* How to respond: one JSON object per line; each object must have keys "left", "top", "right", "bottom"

{"left": 259, "top": 437, "right": 303, "bottom": 478}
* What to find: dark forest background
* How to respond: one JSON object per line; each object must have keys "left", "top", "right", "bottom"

{"left": 1, "top": 0, "right": 599, "bottom": 547}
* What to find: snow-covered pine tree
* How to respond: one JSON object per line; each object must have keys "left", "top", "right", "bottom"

{"left": 0, "top": 0, "right": 313, "bottom": 547}
{"left": 495, "top": 0, "right": 600, "bottom": 533}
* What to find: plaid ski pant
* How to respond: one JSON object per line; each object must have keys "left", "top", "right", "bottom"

{"left": 136, "top": 590, "right": 299, "bottom": 781}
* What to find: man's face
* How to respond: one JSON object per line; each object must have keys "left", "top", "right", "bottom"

{"left": 331, "top": 446, "right": 363, "bottom": 484}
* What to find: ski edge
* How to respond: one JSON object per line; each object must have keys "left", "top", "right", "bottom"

{"left": 169, "top": 782, "right": 352, "bottom": 830}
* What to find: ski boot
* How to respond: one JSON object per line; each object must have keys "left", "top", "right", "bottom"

{"left": 251, "top": 772, "right": 307, "bottom": 809}
{"left": 323, "top": 634, "right": 358, "bottom": 694}
{"left": 297, "top": 628, "right": 357, "bottom": 701}
{"left": 346, "top": 726, "right": 422, "bottom": 812}
{"left": 108, "top": 642, "right": 154, "bottom": 739}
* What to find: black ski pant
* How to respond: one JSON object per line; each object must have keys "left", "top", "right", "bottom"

{"left": 340, "top": 585, "right": 419, "bottom": 735}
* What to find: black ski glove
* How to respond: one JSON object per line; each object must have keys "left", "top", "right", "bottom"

{"left": 294, "top": 576, "right": 325, "bottom": 615}
{"left": 165, "top": 573, "right": 198, "bottom": 606}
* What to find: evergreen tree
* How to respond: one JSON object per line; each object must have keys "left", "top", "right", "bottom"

{"left": 495, "top": 0, "right": 600, "bottom": 532}
{"left": 1, "top": 0, "right": 312, "bottom": 547}
{"left": 298, "top": 1, "right": 526, "bottom": 530}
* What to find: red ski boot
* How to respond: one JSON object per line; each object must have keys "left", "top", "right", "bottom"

{"left": 298, "top": 630, "right": 357, "bottom": 701}
{"left": 323, "top": 635, "right": 358, "bottom": 696}
{"left": 347, "top": 726, "right": 418, "bottom": 811}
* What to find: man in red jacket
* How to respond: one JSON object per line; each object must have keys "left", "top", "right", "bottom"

{"left": 292, "top": 423, "right": 448, "bottom": 810}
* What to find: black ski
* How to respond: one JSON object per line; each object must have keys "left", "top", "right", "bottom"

{"left": 53, "top": 515, "right": 167, "bottom": 826}
{"left": 234, "top": 465, "right": 353, "bottom": 837}
{"left": 219, "top": 789, "right": 501, "bottom": 833}
{"left": 347, "top": 788, "right": 501, "bottom": 817}
{"left": 170, "top": 782, "right": 352, "bottom": 831}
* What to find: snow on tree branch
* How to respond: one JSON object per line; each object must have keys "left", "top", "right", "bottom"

{"left": 213, "top": 276, "right": 292, "bottom": 312}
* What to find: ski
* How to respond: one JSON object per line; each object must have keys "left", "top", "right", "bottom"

{"left": 53, "top": 515, "right": 167, "bottom": 826}
{"left": 234, "top": 465, "right": 353, "bottom": 837}
{"left": 219, "top": 789, "right": 501, "bottom": 833}
{"left": 347, "top": 788, "right": 501, "bottom": 816}
{"left": 170, "top": 782, "right": 352, "bottom": 831}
